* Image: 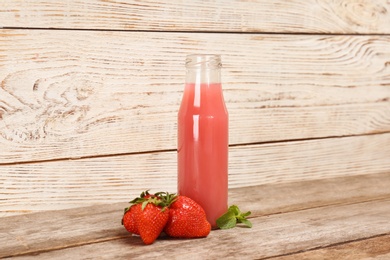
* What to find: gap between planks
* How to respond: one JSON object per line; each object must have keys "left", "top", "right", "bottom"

{"left": 2, "top": 26, "right": 390, "bottom": 36}
{"left": 1, "top": 131, "right": 388, "bottom": 166}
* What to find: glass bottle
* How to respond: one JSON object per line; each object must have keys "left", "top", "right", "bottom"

{"left": 177, "top": 54, "right": 228, "bottom": 228}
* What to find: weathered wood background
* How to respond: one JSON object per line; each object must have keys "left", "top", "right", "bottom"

{"left": 0, "top": 0, "right": 389, "bottom": 217}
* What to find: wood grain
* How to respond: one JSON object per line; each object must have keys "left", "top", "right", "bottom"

{"left": 1, "top": 172, "right": 389, "bottom": 258}
{"left": 1, "top": 133, "right": 389, "bottom": 217}
{"left": 1, "top": 1, "right": 389, "bottom": 257}
{"left": 12, "top": 206, "right": 388, "bottom": 260}
{"left": 229, "top": 171, "right": 390, "bottom": 217}
{"left": 275, "top": 235, "right": 390, "bottom": 260}
{"left": 1, "top": 30, "right": 389, "bottom": 163}
{"left": 1, "top": 0, "right": 389, "bottom": 34}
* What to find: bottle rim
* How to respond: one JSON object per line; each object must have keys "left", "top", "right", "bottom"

{"left": 185, "top": 54, "right": 222, "bottom": 69}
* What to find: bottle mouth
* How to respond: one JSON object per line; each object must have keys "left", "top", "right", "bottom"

{"left": 185, "top": 54, "right": 222, "bottom": 69}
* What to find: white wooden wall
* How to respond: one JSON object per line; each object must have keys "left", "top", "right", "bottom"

{"left": 1, "top": 0, "right": 389, "bottom": 217}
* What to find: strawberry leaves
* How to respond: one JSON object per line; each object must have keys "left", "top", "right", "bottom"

{"left": 216, "top": 205, "right": 252, "bottom": 229}
{"left": 127, "top": 190, "right": 175, "bottom": 211}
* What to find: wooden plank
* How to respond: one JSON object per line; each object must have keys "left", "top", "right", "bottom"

{"left": 275, "top": 235, "right": 390, "bottom": 260}
{"left": 1, "top": 172, "right": 390, "bottom": 258}
{"left": 0, "top": 202, "right": 129, "bottom": 258}
{"left": 1, "top": 0, "right": 389, "bottom": 34}
{"left": 1, "top": 30, "right": 389, "bottom": 163}
{"left": 1, "top": 133, "right": 389, "bottom": 216}
{"left": 2, "top": 170, "right": 390, "bottom": 219}
{"left": 2, "top": 196, "right": 390, "bottom": 258}
{"left": 229, "top": 171, "right": 390, "bottom": 217}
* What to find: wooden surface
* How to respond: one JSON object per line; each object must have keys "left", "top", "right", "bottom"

{"left": 2, "top": 133, "right": 390, "bottom": 217}
{"left": 1, "top": 0, "right": 390, "bottom": 34}
{"left": 1, "top": 172, "right": 390, "bottom": 259}
{"left": 1, "top": 30, "right": 390, "bottom": 163}
{"left": 277, "top": 235, "right": 390, "bottom": 260}
{"left": 1, "top": 1, "right": 390, "bottom": 218}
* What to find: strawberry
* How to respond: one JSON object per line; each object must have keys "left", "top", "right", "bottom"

{"left": 164, "top": 195, "right": 211, "bottom": 238}
{"left": 137, "top": 203, "right": 169, "bottom": 245}
{"left": 122, "top": 191, "right": 211, "bottom": 243}
{"left": 122, "top": 190, "right": 152, "bottom": 235}
{"left": 122, "top": 191, "right": 170, "bottom": 245}
{"left": 122, "top": 203, "right": 141, "bottom": 235}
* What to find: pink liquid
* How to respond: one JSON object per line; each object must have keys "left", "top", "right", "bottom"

{"left": 178, "top": 83, "right": 228, "bottom": 228}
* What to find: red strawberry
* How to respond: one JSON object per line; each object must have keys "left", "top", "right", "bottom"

{"left": 164, "top": 195, "right": 211, "bottom": 238}
{"left": 122, "top": 191, "right": 152, "bottom": 235}
{"left": 137, "top": 203, "right": 169, "bottom": 245}
{"left": 122, "top": 204, "right": 141, "bottom": 235}
{"left": 122, "top": 190, "right": 170, "bottom": 245}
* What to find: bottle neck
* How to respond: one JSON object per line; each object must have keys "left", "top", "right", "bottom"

{"left": 185, "top": 54, "right": 222, "bottom": 85}
{"left": 185, "top": 68, "right": 221, "bottom": 85}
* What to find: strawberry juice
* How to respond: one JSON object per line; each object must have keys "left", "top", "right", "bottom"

{"left": 178, "top": 69, "right": 228, "bottom": 228}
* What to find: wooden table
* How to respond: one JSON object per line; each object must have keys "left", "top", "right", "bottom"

{"left": 2, "top": 172, "right": 390, "bottom": 259}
